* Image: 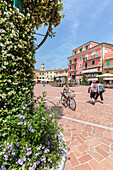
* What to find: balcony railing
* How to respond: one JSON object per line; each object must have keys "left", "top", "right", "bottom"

{"left": 69, "top": 69, "right": 77, "bottom": 72}
{"left": 104, "top": 56, "right": 113, "bottom": 60}
{"left": 83, "top": 63, "right": 101, "bottom": 69}
{"left": 83, "top": 54, "right": 101, "bottom": 61}
{"left": 69, "top": 61, "right": 77, "bottom": 65}
{"left": 103, "top": 65, "right": 113, "bottom": 69}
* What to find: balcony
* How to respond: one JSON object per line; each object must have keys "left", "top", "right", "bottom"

{"left": 104, "top": 56, "right": 113, "bottom": 60}
{"left": 83, "top": 63, "right": 101, "bottom": 70}
{"left": 83, "top": 55, "right": 101, "bottom": 61}
{"left": 103, "top": 65, "right": 113, "bottom": 69}
{"left": 69, "top": 69, "right": 77, "bottom": 72}
{"left": 69, "top": 61, "right": 77, "bottom": 65}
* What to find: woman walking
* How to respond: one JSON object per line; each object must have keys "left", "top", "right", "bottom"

{"left": 90, "top": 81, "right": 98, "bottom": 105}
{"left": 95, "top": 81, "right": 104, "bottom": 103}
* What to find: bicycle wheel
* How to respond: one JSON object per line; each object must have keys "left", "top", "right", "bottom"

{"left": 69, "top": 98, "right": 76, "bottom": 111}
{"left": 61, "top": 95, "right": 65, "bottom": 105}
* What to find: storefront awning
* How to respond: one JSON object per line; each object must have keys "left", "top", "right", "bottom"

{"left": 87, "top": 78, "right": 98, "bottom": 81}
{"left": 103, "top": 78, "right": 113, "bottom": 80}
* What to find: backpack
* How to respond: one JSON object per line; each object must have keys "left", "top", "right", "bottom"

{"left": 88, "top": 87, "right": 91, "bottom": 93}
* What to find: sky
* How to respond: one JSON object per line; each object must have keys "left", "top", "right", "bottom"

{"left": 35, "top": 0, "right": 113, "bottom": 70}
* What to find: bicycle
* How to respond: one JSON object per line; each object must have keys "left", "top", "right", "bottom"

{"left": 61, "top": 91, "right": 76, "bottom": 111}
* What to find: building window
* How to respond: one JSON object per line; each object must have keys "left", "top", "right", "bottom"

{"left": 50, "top": 71, "right": 52, "bottom": 74}
{"left": 54, "top": 71, "right": 55, "bottom": 73}
{"left": 74, "top": 65, "right": 76, "bottom": 70}
{"left": 42, "top": 73, "right": 44, "bottom": 75}
{"left": 74, "top": 72, "right": 76, "bottom": 75}
{"left": 106, "top": 71, "right": 109, "bottom": 73}
{"left": 105, "top": 49, "right": 108, "bottom": 53}
{"left": 47, "top": 72, "right": 48, "bottom": 74}
{"left": 85, "top": 54, "right": 88, "bottom": 58}
{"left": 70, "top": 73, "right": 71, "bottom": 76}
{"left": 75, "top": 51, "right": 76, "bottom": 55}
{"left": 85, "top": 62, "right": 87, "bottom": 68}
{"left": 39, "top": 73, "right": 41, "bottom": 75}
{"left": 106, "top": 61, "right": 110, "bottom": 68}
{"left": 79, "top": 64, "right": 82, "bottom": 68}
{"left": 86, "top": 45, "right": 88, "bottom": 50}
{"left": 70, "top": 66, "right": 71, "bottom": 70}
{"left": 90, "top": 44, "right": 92, "bottom": 48}
{"left": 42, "top": 77, "right": 44, "bottom": 79}
{"left": 79, "top": 72, "right": 81, "bottom": 75}
{"left": 80, "top": 48, "right": 82, "bottom": 52}
{"left": 69, "top": 60, "right": 72, "bottom": 64}
{"left": 92, "top": 51, "right": 95, "bottom": 55}
{"left": 79, "top": 56, "right": 82, "bottom": 60}
{"left": 37, "top": 77, "right": 38, "bottom": 79}
{"left": 74, "top": 58, "right": 77, "bottom": 63}
{"left": 47, "top": 76, "right": 48, "bottom": 78}
{"left": 92, "top": 60, "right": 95, "bottom": 65}
{"left": 40, "top": 77, "right": 41, "bottom": 79}
{"left": 65, "top": 70, "right": 68, "bottom": 73}
{"left": 50, "top": 75, "right": 52, "bottom": 78}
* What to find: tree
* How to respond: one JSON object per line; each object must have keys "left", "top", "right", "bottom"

{"left": 82, "top": 74, "right": 87, "bottom": 84}
{"left": 98, "top": 77, "right": 103, "bottom": 84}
{"left": 7, "top": 0, "right": 65, "bottom": 49}
{"left": 0, "top": 1, "right": 65, "bottom": 169}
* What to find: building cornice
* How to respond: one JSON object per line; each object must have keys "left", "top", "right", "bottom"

{"left": 68, "top": 42, "right": 113, "bottom": 60}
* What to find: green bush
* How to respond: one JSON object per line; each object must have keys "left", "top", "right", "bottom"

{"left": 0, "top": 2, "right": 65, "bottom": 169}
{"left": 0, "top": 93, "right": 65, "bottom": 169}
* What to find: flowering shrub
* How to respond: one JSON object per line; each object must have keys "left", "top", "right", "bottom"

{"left": 0, "top": 94, "right": 66, "bottom": 169}
{"left": 0, "top": 1, "right": 65, "bottom": 169}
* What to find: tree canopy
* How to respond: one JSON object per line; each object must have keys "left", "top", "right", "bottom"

{"left": 7, "top": 0, "right": 64, "bottom": 49}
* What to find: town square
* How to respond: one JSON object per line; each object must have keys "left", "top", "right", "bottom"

{"left": 1, "top": 0, "right": 113, "bottom": 170}
{"left": 34, "top": 84, "right": 113, "bottom": 169}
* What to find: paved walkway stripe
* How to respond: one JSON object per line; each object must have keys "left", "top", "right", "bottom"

{"left": 76, "top": 100, "right": 113, "bottom": 107}
{"left": 59, "top": 116, "right": 113, "bottom": 130}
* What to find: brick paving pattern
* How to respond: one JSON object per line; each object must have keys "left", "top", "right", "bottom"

{"left": 34, "top": 84, "right": 113, "bottom": 170}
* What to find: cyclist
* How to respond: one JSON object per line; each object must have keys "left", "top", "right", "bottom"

{"left": 63, "top": 82, "right": 74, "bottom": 107}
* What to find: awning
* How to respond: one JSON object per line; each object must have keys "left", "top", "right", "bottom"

{"left": 56, "top": 78, "right": 59, "bottom": 80}
{"left": 87, "top": 78, "right": 98, "bottom": 81}
{"left": 103, "top": 78, "right": 113, "bottom": 80}
{"left": 96, "top": 73, "right": 113, "bottom": 77}
{"left": 38, "top": 79, "right": 53, "bottom": 81}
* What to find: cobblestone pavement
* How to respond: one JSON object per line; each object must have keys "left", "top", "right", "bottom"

{"left": 34, "top": 84, "right": 113, "bottom": 170}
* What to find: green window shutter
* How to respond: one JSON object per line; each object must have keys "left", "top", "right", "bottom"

{"left": 106, "top": 61, "right": 110, "bottom": 68}
{"left": 92, "top": 60, "right": 95, "bottom": 65}
{"left": 85, "top": 62, "right": 87, "bottom": 68}
{"left": 86, "top": 46, "right": 88, "bottom": 50}
{"left": 39, "top": 73, "right": 41, "bottom": 75}
{"left": 74, "top": 65, "right": 76, "bottom": 70}
{"left": 13, "top": 0, "right": 22, "bottom": 13}
{"left": 80, "top": 48, "right": 82, "bottom": 52}
{"left": 75, "top": 51, "right": 76, "bottom": 55}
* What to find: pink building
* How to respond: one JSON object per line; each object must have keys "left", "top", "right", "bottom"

{"left": 68, "top": 41, "right": 113, "bottom": 84}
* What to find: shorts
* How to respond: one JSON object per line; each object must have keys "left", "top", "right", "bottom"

{"left": 64, "top": 92, "right": 70, "bottom": 98}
